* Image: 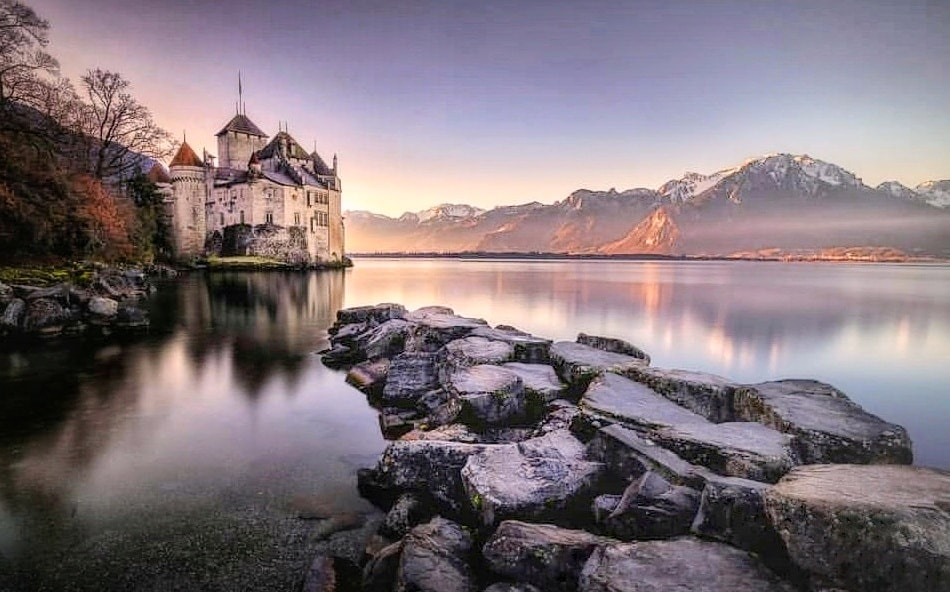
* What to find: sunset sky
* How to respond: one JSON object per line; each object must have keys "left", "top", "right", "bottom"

{"left": 29, "top": 0, "right": 950, "bottom": 216}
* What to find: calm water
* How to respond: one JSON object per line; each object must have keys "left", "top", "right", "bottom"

{"left": 1, "top": 259, "right": 948, "bottom": 589}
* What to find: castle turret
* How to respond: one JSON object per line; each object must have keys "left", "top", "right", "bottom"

{"left": 168, "top": 140, "right": 208, "bottom": 258}
{"left": 215, "top": 113, "right": 268, "bottom": 171}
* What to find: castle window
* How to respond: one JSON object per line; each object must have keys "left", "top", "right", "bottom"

{"left": 240, "top": 210, "right": 245, "bottom": 224}
{"left": 310, "top": 217, "right": 315, "bottom": 232}
{"left": 307, "top": 192, "right": 311, "bottom": 207}
{"left": 294, "top": 212, "right": 301, "bottom": 226}
{"left": 265, "top": 211, "right": 274, "bottom": 224}
{"left": 219, "top": 213, "right": 224, "bottom": 226}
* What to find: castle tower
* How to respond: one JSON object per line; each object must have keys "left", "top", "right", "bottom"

{"left": 168, "top": 140, "right": 207, "bottom": 258}
{"left": 215, "top": 113, "right": 268, "bottom": 171}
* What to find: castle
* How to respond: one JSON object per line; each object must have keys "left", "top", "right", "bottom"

{"left": 148, "top": 106, "right": 345, "bottom": 266}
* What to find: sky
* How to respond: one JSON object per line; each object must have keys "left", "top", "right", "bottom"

{"left": 28, "top": 0, "right": 950, "bottom": 216}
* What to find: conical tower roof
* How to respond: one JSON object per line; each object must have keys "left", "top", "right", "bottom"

{"left": 146, "top": 162, "right": 171, "bottom": 183}
{"left": 169, "top": 141, "right": 204, "bottom": 168}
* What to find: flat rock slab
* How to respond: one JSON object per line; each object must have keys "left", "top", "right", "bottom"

{"left": 440, "top": 337, "right": 516, "bottom": 383}
{"left": 397, "top": 517, "right": 478, "bottom": 592}
{"left": 346, "top": 358, "right": 391, "bottom": 396}
{"left": 579, "top": 538, "right": 796, "bottom": 592}
{"left": 461, "top": 430, "right": 605, "bottom": 526}
{"left": 765, "top": 464, "right": 950, "bottom": 592}
{"left": 470, "top": 326, "right": 553, "bottom": 362}
{"left": 580, "top": 373, "right": 708, "bottom": 432}
{"left": 450, "top": 365, "right": 527, "bottom": 427}
{"left": 483, "top": 520, "right": 610, "bottom": 592}
{"left": 502, "top": 362, "right": 568, "bottom": 405}
{"left": 620, "top": 366, "right": 738, "bottom": 423}
{"left": 650, "top": 421, "right": 798, "bottom": 483}
{"left": 587, "top": 424, "right": 708, "bottom": 489}
{"left": 551, "top": 342, "right": 648, "bottom": 389}
{"left": 577, "top": 332, "right": 651, "bottom": 364}
{"left": 336, "top": 303, "right": 407, "bottom": 326}
{"left": 405, "top": 311, "right": 489, "bottom": 352}
{"left": 734, "top": 379, "right": 912, "bottom": 464}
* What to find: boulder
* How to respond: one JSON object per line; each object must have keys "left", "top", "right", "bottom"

{"left": 691, "top": 473, "right": 793, "bottom": 577}
{"left": 649, "top": 422, "right": 798, "bottom": 483}
{"left": 620, "top": 366, "right": 738, "bottom": 423}
{"left": 362, "top": 540, "right": 403, "bottom": 592}
{"left": 346, "top": 358, "right": 391, "bottom": 398}
{"left": 576, "top": 333, "right": 651, "bottom": 364}
{"left": 367, "top": 439, "right": 491, "bottom": 514}
{"left": 336, "top": 303, "right": 407, "bottom": 326}
{"left": 482, "top": 520, "right": 610, "bottom": 592}
{"left": 550, "top": 342, "right": 648, "bottom": 391}
{"left": 579, "top": 538, "right": 796, "bottom": 591}
{"left": 379, "top": 408, "right": 420, "bottom": 439}
{"left": 764, "top": 464, "right": 950, "bottom": 592}
{"left": 470, "top": 325, "right": 553, "bottom": 362}
{"left": 461, "top": 430, "right": 605, "bottom": 526}
{"left": 360, "top": 319, "right": 413, "bottom": 360}
{"left": 405, "top": 311, "right": 488, "bottom": 352}
{"left": 0, "top": 280, "right": 13, "bottom": 303}
{"left": 535, "top": 400, "right": 582, "bottom": 436}
{"left": 502, "top": 362, "right": 568, "bottom": 406}
{"left": 600, "top": 471, "right": 701, "bottom": 540}
{"left": 382, "top": 352, "right": 440, "bottom": 408}
{"left": 579, "top": 373, "right": 708, "bottom": 433}
{"left": 450, "top": 365, "right": 527, "bottom": 427}
{"left": 87, "top": 296, "right": 119, "bottom": 317}
{"left": 23, "top": 297, "right": 69, "bottom": 332}
{"left": 380, "top": 492, "right": 433, "bottom": 539}
{"left": 397, "top": 517, "right": 477, "bottom": 592}
{"left": 440, "top": 336, "right": 516, "bottom": 384}
{"left": 400, "top": 423, "right": 483, "bottom": 444}
{"left": 587, "top": 424, "right": 708, "bottom": 489}
{"left": 734, "top": 379, "right": 913, "bottom": 464}
{"left": 1, "top": 298, "right": 25, "bottom": 330}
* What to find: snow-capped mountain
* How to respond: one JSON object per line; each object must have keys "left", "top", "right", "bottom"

{"left": 345, "top": 153, "right": 950, "bottom": 258}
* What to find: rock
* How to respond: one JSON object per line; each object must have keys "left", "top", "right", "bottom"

{"left": 550, "top": 342, "right": 648, "bottom": 391}
{"left": 87, "top": 296, "right": 119, "bottom": 317}
{"left": 367, "top": 439, "right": 490, "bottom": 514}
{"left": 734, "top": 379, "right": 913, "bottom": 464}
{"left": 450, "top": 365, "right": 527, "bottom": 427}
{"left": 400, "top": 423, "right": 482, "bottom": 443}
{"left": 336, "top": 303, "right": 407, "bottom": 326}
{"left": 380, "top": 493, "right": 433, "bottom": 539}
{"left": 379, "top": 409, "right": 420, "bottom": 439}
{"left": 649, "top": 422, "right": 798, "bottom": 483}
{"left": 360, "top": 319, "right": 413, "bottom": 360}
{"left": 397, "top": 517, "right": 477, "bottom": 592}
{"left": 691, "top": 473, "right": 793, "bottom": 576}
{"left": 1, "top": 298, "right": 25, "bottom": 331}
{"left": 115, "top": 305, "right": 148, "bottom": 328}
{"left": 440, "top": 336, "right": 516, "bottom": 384}
{"left": 301, "top": 555, "right": 337, "bottom": 592}
{"left": 482, "top": 584, "right": 542, "bottom": 592}
{"left": 405, "top": 310, "right": 488, "bottom": 352}
{"left": 579, "top": 373, "right": 708, "bottom": 433}
{"left": 382, "top": 352, "right": 440, "bottom": 408}
{"left": 620, "top": 365, "right": 739, "bottom": 423}
{"left": 346, "top": 358, "right": 391, "bottom": 398}
{"left": 23, "top": 283, "right": 69, "bottom": 302}
{"left": 414, "top": 388, "right": 463, "bottom": 426}
{"left": 592, "top": 494, "right": 623, "bottom": 523}
{"left": 23, "top": 297, "right": 69, "bottom": 332}
{"left": 470, "top": 325, "right": 553, "bottom": 362}
{"left": 579, "top": 537, "right": 796, "bottom": 591}
{"left": 0, "top": 281, "right": 13, "bottom": 303}
{"left": 461, "top": 430, "right": 605, "bottom": 526}
{"left": 599, "top": 471, "right": 700, "bottom": 541}
{"left": 764, "top": 464, "right": 950, "bottom": 592}
{"left": 535, "top": 400, "right": 582, "bottom": 436}
{"left": 362, "top": 540, "right": 403, "bottom": 592}
{"left": 502, "top": 362, "right": 568, "bottom": 406}
{"left": 587, "top": 424, "right": 708, "bottom": 489}
{"left": 577, "top": 333, "right": 651, "bottom": 364}
{"left": 482, "top": 520, "right": 610, "bottom": 592}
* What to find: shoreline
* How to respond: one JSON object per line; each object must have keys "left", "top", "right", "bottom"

{"left": 349, "top": 251, "right": 949, "bottom": 264}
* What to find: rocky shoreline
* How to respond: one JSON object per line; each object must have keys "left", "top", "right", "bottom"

{"left": 0, "top": 265, "right": 171, "bottom": 339}
{"left": 313, "top": 303, "right": 949, "bottom": 592}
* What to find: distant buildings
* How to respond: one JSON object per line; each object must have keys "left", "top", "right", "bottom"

{"left": 149, "top": 106, "right": 344, "bottom": 266}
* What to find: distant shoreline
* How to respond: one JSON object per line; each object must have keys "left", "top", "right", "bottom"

{"left": 348, "top": 252, "right": 947, "bottom": 263}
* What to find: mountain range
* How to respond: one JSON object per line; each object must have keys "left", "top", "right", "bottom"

{"left": 345, "top": 154, "right": 950, "bottom": 259}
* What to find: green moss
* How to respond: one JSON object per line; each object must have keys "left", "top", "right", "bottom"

{"left": 0, "top": 262, "right": 97, "bottom": 287}
{"left": 470, "top": 493, "right": 483, "bottom": 510}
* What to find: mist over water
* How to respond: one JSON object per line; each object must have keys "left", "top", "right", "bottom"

{"left": 0, "top": 260, "right": 947, "bottom": 589}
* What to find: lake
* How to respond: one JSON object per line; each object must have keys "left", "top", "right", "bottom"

{"left": 1, "top": 259, "right": 948, "bottom": 590}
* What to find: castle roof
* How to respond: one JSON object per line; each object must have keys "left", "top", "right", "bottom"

{"left": 258, "top": 131, "right": 311, "bottom": 161}
{"left": 146, "top": 162, "right": 171, "bottom": 183}
{"left": 310, "top": 150, "right": 333, "bottom": 175}
{"left": 216, "top": 113, "right": 267, "bottom": 137}
{"left": 169, "top": 141, "right": 204, "bottom": 168}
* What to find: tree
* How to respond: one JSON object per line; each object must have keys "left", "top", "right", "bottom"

{"left": 0, "top": 0, "right": 57, "bottom": 116}
{"left": 77, "top": 68, "right": 173, "bottom": 182}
